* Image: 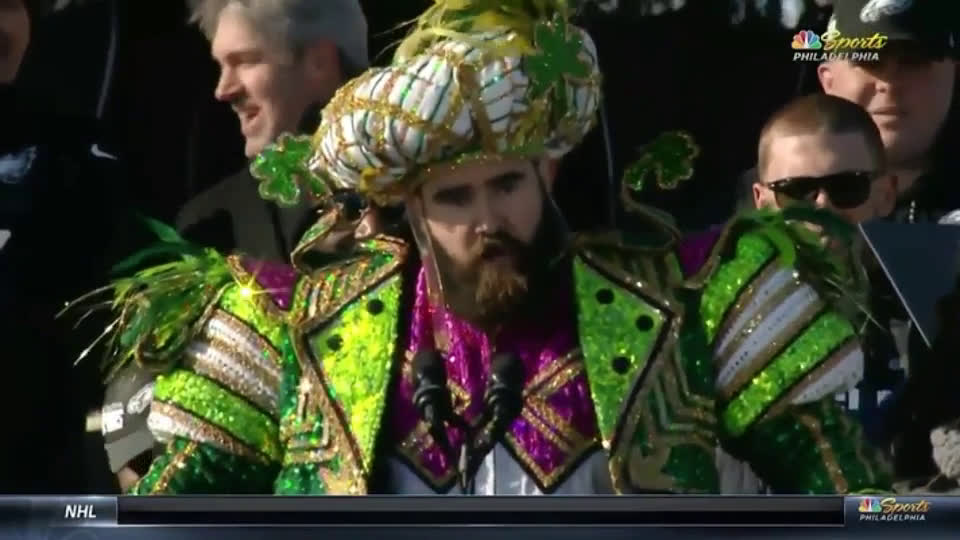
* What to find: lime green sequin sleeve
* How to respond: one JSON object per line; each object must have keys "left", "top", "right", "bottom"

{"left": 134, "top": 283, "right": 292, "bottom": 494}
{"left": 699, "top": 227, "right": 890, "bottom": 493}
{"left": 131, "top": 438, "right": 279, "bottom": 494}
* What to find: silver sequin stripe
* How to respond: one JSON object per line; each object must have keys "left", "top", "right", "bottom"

{"left": 182, "top": 314, "right": 283, "bottom": 415}
{"left": 147, "top": 401, "right": 264, "bottom": 462}
{"left": 714, "top": 267, "right": 863, "bottom": 404}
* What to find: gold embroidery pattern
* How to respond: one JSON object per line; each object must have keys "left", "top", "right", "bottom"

{"left": 796, "top": 411, "right": 849, "bottom": 493}
{"left": 302, "top": 237, "right": 408, "bottom": 331}
{"left": 288, "top": 331, "right": 368, "bottom": 495}
{"left": 501, "top": 351, "right": 600, "bottom": 491}
{"left": 150, "top": 440, "right": 199, "bottom": 494}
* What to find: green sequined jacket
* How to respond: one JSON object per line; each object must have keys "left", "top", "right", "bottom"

{"left": 123, "top": 217, "right": 891, "bottom": 495}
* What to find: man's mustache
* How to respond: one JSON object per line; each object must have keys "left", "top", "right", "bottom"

{"left": 474, "top": 233, "right": 525, "bottom": 261}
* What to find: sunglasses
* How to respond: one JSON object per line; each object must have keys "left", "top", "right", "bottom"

{"left": 765, "top": 171, "right": 879, "bottom": 209}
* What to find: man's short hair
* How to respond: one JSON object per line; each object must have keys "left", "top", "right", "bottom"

{"left": 757, "top": 93, "right": 887, "bottom": 180}
{"left": 188, "top": 0, "right": 369, "bottom": 78}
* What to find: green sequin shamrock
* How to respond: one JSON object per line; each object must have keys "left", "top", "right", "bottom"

{"left": 250, "top": 133, "right": 331, "bottom": 207}
{"left": 525, "top": 15, "right": 590, "bottom": 118}
{"left": 622, "top": 131, "right": 700, "bottom": 192}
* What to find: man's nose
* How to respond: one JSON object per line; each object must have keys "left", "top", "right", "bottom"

{"left": 214, "top": 68, "right": 240, "bottom": 102}
{"left": 814, "top": 189, "right": 834, "bottom": 210}
{"left": 473, "top": 193, "right": 505, "bottom": 235}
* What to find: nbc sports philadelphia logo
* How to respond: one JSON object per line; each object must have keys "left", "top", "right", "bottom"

{"left": 791, "top": 29, "right": 887, "bottom": 62}
{"left": 858, "top": 497, "right": 931, "bottom": 522}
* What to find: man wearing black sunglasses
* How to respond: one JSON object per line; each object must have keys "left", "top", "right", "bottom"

{"left": 753, "top": 93, "right": 897, "bottom": 225}
{"left": 752, "top": 93, "right": 905, "bottom": 472}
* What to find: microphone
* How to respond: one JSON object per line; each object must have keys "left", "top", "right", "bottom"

{"left": 483, "top": 352, "right": 526, "bottom": 445}
{"left": 412, "top": 350, "right": 454, "bottom": 456}
{"left": 459, "top": 353, "right": 525, "bottom": 493}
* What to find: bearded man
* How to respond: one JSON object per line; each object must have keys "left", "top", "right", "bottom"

{"left": 77, "top": 0, "right": 891, "bottom": 495}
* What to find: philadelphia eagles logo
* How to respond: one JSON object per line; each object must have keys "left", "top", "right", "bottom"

{"left": 860, "top": 0, "right": 913, "bottom": 23}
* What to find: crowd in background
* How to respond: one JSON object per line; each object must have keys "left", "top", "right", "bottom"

{"left": 3, "top": 0, "right": 960, "bottom": 493}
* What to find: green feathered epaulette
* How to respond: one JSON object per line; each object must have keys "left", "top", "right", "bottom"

{"left": 61, "top": 218, "right": 235, "bottom": 382}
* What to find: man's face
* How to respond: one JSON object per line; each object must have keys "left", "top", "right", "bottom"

{"left": 413, "top": 158, "right": 558, "bottom": 324}
{"left": 0, "top": 0, "right": 30, "bottom": 84}
{"left": 754, "top": 132, "right": 896, "bottom": 224}
{"left": 818, "top": 52, "right": 956, "bottom": 167}
{"left": 211, "top": 5, "right": 334, "bottom": 158}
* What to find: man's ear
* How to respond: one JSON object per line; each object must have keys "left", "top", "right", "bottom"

{"left": 817, "top": 62, "right": 834, "bottom": 92}
{"left": 536, "top": 159, "right": 560, "bottom": 192}
{"left": 752, "top": 182, "right": 767, "bottom": 210}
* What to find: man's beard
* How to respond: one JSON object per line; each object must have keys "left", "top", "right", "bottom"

{"left": 430, "top": 210, "right": 568, "bottom": 329}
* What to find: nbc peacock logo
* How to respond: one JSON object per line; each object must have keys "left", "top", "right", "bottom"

{"left": 859, "top": 498, "right": 882, "bottom": 513}
{"left": 792, "top": 30, "right": 822, "bottom": 50}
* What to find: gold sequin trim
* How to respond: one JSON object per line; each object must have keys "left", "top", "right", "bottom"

{"left": 796, "top": 411, "right": 849, "bottom": 493}
{"left": 718, "top": 300, "right": 826, "bottom": 401}
{"left": 657, "top": 364, "right": 716, "bottom": 427}
{"left": 394, "top": 421, "right": 460, "bottom": 489}
{"left": 151, "top": 402, "right": 267, "bottom": 463}
{"left": 300, "top": 237, "right": 408, "bottom": 332}
{"left": 651, "top": 379, "right": 715, "bottom": 442}
{"left": 150, "top": 440, "right": 199, "bottom": 494}
{"left": 226, "top": 255, "right": 288, "bottom": 318}
{"left": 669, "top": 347, "right": 714, "bottom": 411}
{"left": 289, "top": 327, "right": 368, "bottom": 494}
{"left": 526, "top": 349, "right": 583, "bottom": 394}
{"left": 503, "top": 349, "right": 600, "bottom": 490}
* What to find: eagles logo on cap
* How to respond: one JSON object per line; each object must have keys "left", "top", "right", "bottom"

{"left": 860, "top": 0, "right": 914, "bottom": 24}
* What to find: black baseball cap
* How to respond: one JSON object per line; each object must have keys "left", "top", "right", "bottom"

{"left": 828, "top": 0, "right": 958, "bottom": 59}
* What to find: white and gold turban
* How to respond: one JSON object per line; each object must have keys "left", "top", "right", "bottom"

{"left": 304, "top": 1, "right": 602, "bottom": 204}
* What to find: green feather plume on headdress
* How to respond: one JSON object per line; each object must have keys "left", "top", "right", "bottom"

{"left": 395, "top": 0, "right": 581, "bottom": 61}
{"left": 60, "top": 218, "right": 234, "bottom": 382}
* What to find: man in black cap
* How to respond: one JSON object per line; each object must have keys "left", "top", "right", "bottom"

{"left": 816, "top": 0, "right": 960, "bottom": 487}
{"left": 817, "top": 0, "right": 959, "bottom": 223}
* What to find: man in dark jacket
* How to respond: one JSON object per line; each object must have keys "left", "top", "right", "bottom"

{"left": 175, "top": 0, "right": 369, "bottom": 260}
{"left": 2, "top": 0, "right": 135, "bottom": 493}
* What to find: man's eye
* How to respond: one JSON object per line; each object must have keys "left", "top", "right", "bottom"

{"left": 434, "top": 189, "right": 471, "bottom": 206}
{"left": 492, "top": 175, "right": 522, "bottom": 193}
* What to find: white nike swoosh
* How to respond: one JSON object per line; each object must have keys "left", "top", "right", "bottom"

{"left": 91, "top": 144, "right": 118, "bottom": 161}
{"left": 0, "top": 230, "right": 10, "bottom": 251}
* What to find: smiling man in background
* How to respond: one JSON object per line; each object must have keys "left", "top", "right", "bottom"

{"left": 176, "top": 0, "right": 369, "bottom": 261}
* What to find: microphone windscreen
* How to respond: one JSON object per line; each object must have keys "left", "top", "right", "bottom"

{"left": 412, "top": 349, "right": 446, "bottom": 384}
{"left": 490, "top": 352, "right": 525, "bottom": 390}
